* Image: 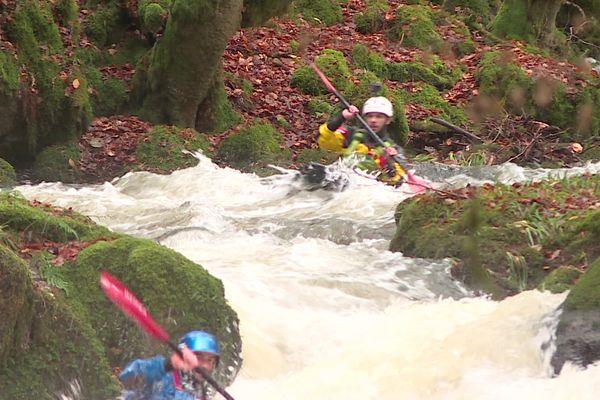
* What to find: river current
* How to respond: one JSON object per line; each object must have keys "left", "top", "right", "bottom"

{"left": 16, "top": 155, "right": 600, "bottom": 400}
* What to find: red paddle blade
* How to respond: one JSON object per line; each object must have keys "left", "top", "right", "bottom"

{"left": 100, "top": 272, "right": 170, "bottom": 343}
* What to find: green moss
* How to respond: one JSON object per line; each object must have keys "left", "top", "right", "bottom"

{"left": 0, "top": 50, "right": 19, "bottom": 95}
{"left": 291, "top": 0, "right": 343, "bottom": 26}
{"left": 386, "top": 5, "right": 442, "bottom": 50}
{"left": 135, "top": 125, "right": 210, "bottom": 171}
{"left": 389, "top": 96, "right": 410, "bottom": 146}
{"left": 0, "top": 192, "right": 111, "bottom": 242}
{"left": 407, "top": 83, "right": 467, "bottom": 124}
{"left": 66, "top": 236, "right": 241, "bottom": 381}
{"left": 476, "top": 51, "right": 533, "bottom": 113}
{"left": 354, "top": 0, "right": 388, "bottom": 34}
{"left": 533, "top": 79, "right": 575, "bottom": 128}
{"left": 0, "top": 245, "right": 33, "bottom": 368}
{"left": 390, "top": 175, "right": 600, "bottom": 298}
{"left": 491, "top": 0, "right": 531, "bottom": 41}
{"left": 55, "top": 0, "right": 79, "bottom": 25}
{"left": 387, "top": 61, "right": 456, "bottom": 89}
{"left": 140, "top": 2, "right": 168, "bottom": 34}
{"left": 0, "top": 158, "right": 16, "bottom": 187}
{"left": 307, "top": 97, "right": 333, "bottom": 117}
{"left": 351, "top": 44, "right": 388, "bottom": 78}
{"left": 32, "top": 143, "right": 81, "bottom": 184}
{"left": 241, "top": 0, "right": 294, "bottom": 27}
{"left": 217, "top": 122, "right": 291, "bottom": 171}
{"left": 84, "top": 3, "right": 126, "bottom": 47}
{"left": 563, "top": 257, "right": 600, "bottom": 310}
{"left": 291, "top": 49, "right": 352, "bottom": 95}
{"left": 94, "top": 78, "right": 129, "bottom": 116}
{"left": 538, "top": 267, "right": 582, "bottom": 294}
{"left": 198, "top": 81, "right": 243, "bottom": 134}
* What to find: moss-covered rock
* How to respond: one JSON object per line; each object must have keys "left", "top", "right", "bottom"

{"left": 66, "top": 236, "right": 241, "bottom": 386}
{"left": 84, "top": 3, "right": 127, "bottom": 47}
{"left": 390, "top": 174, "right": 600, "bottom": 299}
{"left": 538, "top": 266, "right": 582, "bottom": 293}
{"left": 354, "top": 0, "right": 388, "bottom": 34}
{"left": 475, "top": 51, "right": 533, "bottom": 114}
{"left": 217, "top": 122, "right": 291, "bottom": 173}
{"left": 402, "top": 83, "right": 467, "bottom": 125}
{"left": 32, "top": 143, "right": 82, "bottom": 184}
{"left": 291, "top": 49, "right": 352, "bottom": 96}
{"left": 0, "top": 193, "right": 242, "bottom": 397}
{"left": 93, "top": 77, "right": 129, "bottom": 116}
{"left": 136, "top": 125, "right": 211, "bottom": 172}
{"left": 386, "top": 4, "right": 442, "bottom": 51}
{"left": 296, "top": 148, "right": 340, "bottom": 165}
{"left": 351, "top": 44, "right": 388, "bottom": 79}
{"left": 0, "top": 158, "right": 17, "bottom": 187}
{"left": 291, "top": 0, "right": 343, "bottom": 26}
{"left": 139, "top": 1, "right": 169, "bottom": 34}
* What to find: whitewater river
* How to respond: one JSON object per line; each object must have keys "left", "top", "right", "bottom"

{"left": 16, "top": 156, "right": 600, "bottom": 400}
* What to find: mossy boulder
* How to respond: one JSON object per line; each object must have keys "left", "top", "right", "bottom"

{"left": 0, "top": 158, "right": 17, "bottom": 186}
{"left": 390, "top": 174, "right": 600, "bottom": 299}
{"left": 354, "top": 1, "right": 388, "bottom": 34}
{"left": 217, "top": 122, "right": 291, "bottom": 174}
{"left": 136, "top": 125, "right": 211, "bottom": 172}
{"left": 386, "top": 5, "right": 442, "bottom": 51}
{"left": 351, "top": 44, "right": 388, "bottom": 79}
{"left": 551, "top": 257, "right": 600, "bottom": 374}
{"left": 1, "top": 2, "right": 93, "bottom": 162}
{"left": 538, "top": 266, "right": 582, "bottom": 294}
{"left": 84, "top": 3, "right": 127, "bottom": 47}
{"left": 291, "top": 0, "right": 343, "bottom": 26}
{"left": 401, "top": 83, "right": 467, "bottom": 125}
{"left": 31, "top": 143, "right": 82, "bottom": 184}
{"left": 0, "top": 193, "right": 242, "bottom": 397}
{"left": 291, "top": 49, "right": 352, "bottom": 96}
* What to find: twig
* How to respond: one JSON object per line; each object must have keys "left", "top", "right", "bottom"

{"left": 429, "top": 117, "right": 484, "bottom": 144}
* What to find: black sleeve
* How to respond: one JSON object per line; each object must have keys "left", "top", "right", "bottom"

{"left": 164, "top": 357, "right": 173, "bottom": 372}
{"left": 326, "top": 112, "right": 346, "bottom": 131}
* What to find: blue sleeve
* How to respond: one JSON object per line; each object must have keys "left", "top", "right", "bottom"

{"left": 119, "top": 355, "right": 168, "bottom": 385}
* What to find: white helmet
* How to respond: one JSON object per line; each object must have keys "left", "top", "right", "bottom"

{"left": 362, "top": 96, "right": 393, "bottom": 117}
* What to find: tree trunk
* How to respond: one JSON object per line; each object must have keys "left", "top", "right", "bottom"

{"left": 529, "top": 0, "right": 564, "bottom": 46}
{"left": 141, "top": 0, "right": 244, "bottom": 128}
{"left": 492, "top": 0, "right": 564, "bottom": 47}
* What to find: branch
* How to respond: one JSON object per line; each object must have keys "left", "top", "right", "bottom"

{"left": 429, "top": 117, "right": 484, "bottom": 144}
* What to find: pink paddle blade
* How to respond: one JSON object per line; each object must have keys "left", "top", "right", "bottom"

{"left": 405, "top": 172, "right": 432, "bottom": 194}
{"left": 100, "top": 272, "right": 170, "bottom": 343}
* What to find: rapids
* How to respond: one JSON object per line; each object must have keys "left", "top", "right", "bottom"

{"left": 16, "top": 155, "right": 600, "bottom": 400}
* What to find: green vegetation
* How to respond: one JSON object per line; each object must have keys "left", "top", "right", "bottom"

{"left": 291, "top": 0, "right": 343, "bottom": 26}
{"left": 0, "top": 192, "right": 242, "bottom": 398}
{"left": 136, "top": 125, "right": 210, "bottom": 171}
{"left": 291, "top": 49, "right": 352, "bottom": 95}
{"left": 386, "top": 5, "right": 442, "bottom": 51}
{"left": 390, "top": 174, "right": 600, "bottom": 298}
{"left": 0, "top": 158, "right": 17, "bottom": 187}
{"left": 354, "top": 0, "right": 388, "bottom": 34}
{"left": 32, "top": 143, "right": 81, "bottom": 184}
{"left": 217, "top": 122, "right": 291, "bottom": 174}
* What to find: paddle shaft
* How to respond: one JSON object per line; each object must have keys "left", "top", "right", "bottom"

{"left": 309, "top": 63, "right": 411, "bottom": 171}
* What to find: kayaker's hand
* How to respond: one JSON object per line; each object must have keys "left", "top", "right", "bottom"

{"left": 171, "top": 345, "right": 199, "bottom": 371}
{"left": 384, "top": 147, "right": 398, "bottom": 157}
{"left": 342, "top": 105, "right": 359, "bottom": 120}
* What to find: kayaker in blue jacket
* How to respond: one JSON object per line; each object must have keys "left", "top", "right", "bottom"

{"left": 119, "top": 330, "right": 220, "bottom": 400}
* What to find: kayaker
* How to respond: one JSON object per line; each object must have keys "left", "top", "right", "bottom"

{"left": 317, "top": 96, "right": 406, "bottom": 185}
{"left": 119, "top": 330, "right": 220, "bottom": 400}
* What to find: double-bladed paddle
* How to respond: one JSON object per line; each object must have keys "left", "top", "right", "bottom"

{"left": 100, "top": 271, "right": 235, "bottom": 400}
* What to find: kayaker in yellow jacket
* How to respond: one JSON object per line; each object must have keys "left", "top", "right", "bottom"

{"left": 318, "top": 96, "right": 406, "bottom": 185}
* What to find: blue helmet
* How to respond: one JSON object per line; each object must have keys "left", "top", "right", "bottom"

{"left": 179, "top": 331, "right": 220, "bottom": 358}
